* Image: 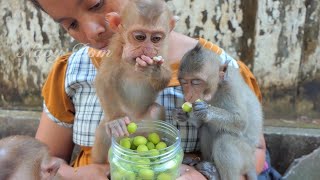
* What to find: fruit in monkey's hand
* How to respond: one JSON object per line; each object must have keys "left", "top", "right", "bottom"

{"left": 181, "top": 102, "right": 192, "bottom": 113}
{"left": 127, "top": 122, "right": 138, "bottom": 134}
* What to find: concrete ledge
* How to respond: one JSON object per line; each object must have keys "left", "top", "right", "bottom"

{"left": 264, "top": 127, "right": 320, "bottom": 174}
{"left": 1, "top": 109, "right": 319, "bottom": 175}
{"left": 0, "top": 109, "right": 40, "bottom": 138}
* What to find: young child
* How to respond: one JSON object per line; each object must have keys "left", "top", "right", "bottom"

{"left": 30, "top": 0, "right": 269, "bottom": 179}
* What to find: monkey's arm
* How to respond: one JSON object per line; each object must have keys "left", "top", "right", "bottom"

{"left": 135, "top": 55, "right": 171, "bottom": 91}
{"left": 149, "top": 64, "right": 172, "bottom": 91}
{"left": 190, "top": 101, "right": 247, "bottom": 135}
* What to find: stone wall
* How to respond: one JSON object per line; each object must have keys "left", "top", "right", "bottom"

{"left": 0, "top": 0, "right": 319, "bottom": 119}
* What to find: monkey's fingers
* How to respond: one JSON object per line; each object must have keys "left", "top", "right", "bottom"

{"left": 112, "top": 120, "right": 127, "bottom": 137}
{"left": 193, "top": 102, "right": 209, "bottom": 111}
{"left": 118, "top": 117, "right": 130, "bottom": 136}
{"left": 172, "top": 108, "right": 189, "bottom": 122}
{"left": 136, "top": 57, "right": 148, "bottom": 67}
{"left": 105, "top": 121, "right": 121, "bottom": 137}
{"left": 140, "top": 55, "right": 154, "bottom": 65}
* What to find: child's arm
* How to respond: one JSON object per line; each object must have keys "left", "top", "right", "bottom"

{"left": 36, "top": 112, "right": 110, "bottom": 179}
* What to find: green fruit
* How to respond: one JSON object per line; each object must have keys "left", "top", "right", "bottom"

{"left": 127, "top": 122, "right": 138, "bottom": 134}
{"left": 156, "top": 141, "right": 167, "bottom": 150}
{"left": 137, "top": 144, "right": 149, "bottom": 152}
{"left": 157, "top": 172, "right": 173, "bottom": 180}
{"left": 146, "top": 141, "right": 155, "bottom": 150}
{"left": 181, "top": 102, "right": 192, "bottom": 112}
{"left": 133, "top": 136, "right": 148, "bottom": 146}
{"left": 147, "top": 132, "right": 160, "bottom": 144}
{"left": 195, "top": 99, "right": 203, "bottom": 102}
{"left": 139, "top": 169, "right": 154, "bottom": 180}
{"left": 120, "top": 138, "right": 131, "bottom": 149}
{"left": 148, "top": 149, "right": 160, "bottom": 157}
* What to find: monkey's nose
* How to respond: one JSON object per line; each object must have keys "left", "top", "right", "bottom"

{"left": 143, "top": 47, "right": 157, "bottom": 57}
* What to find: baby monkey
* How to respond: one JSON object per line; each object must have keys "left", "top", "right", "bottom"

{"left": 0, "top": 135, "right": 64, "bottom": 180}
{"left": 174, "top": 44, "right": 263, "bottom": 180}
{"left": 93, "top": 0, "right": 175, "bottom": 163}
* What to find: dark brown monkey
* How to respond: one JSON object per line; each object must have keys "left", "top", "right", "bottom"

{"left": 174, "top": 44, "right": 263, "bottom": 180}
{"left": 0, "top": 135, "right": 64, "bottom": 180}
{"left": 92, "top": 0, "right": 175, "bottom": 164}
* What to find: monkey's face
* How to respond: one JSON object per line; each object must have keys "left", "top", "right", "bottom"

{"left": 121, "top": 25, "right": 168, "bottom": 62}
{"left": 179, "top": 74, "right": 209, "bottom": 103}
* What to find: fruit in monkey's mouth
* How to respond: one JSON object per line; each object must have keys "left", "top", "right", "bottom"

{"left": 152, "top": 56, "right": 163, "bottom": 62}
{"left": 181, "top": 102, "right": 192, "bottom": 113}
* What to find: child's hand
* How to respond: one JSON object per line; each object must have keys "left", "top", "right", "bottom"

{"left": 104, "top": 117, "right": 131, "bottom": 137}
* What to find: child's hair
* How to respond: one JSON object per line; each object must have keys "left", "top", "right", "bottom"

{"left": 28, "top": 0, "right": 44, "bottom": 11}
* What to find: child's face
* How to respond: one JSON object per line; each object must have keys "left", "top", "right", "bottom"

{"left": 37, "top": 0, "right": 128, "bottom": 49}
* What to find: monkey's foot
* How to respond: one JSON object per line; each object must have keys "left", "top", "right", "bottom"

{"left": 195, "top": 161, "right": 220, "bottom": 180}
{"left": 182, "top": 156, "right": 201, "bottom": 166}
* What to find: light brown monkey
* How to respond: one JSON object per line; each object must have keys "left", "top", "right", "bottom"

{"left": 173, "top": 44, "right": 263, "bottom": 180}
{"left": 92, "top": 0, "right": 175, "bottom": 164}
{"left": 0, "top": 135, "right": 64, "bottom": 180}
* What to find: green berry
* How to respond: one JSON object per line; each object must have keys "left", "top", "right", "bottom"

{"left": 147, "top": 132, "right": 160, "bottom": 145}
{"left": 148, "top": 149, "right": 160, "bottom": 157}
{"left": 139, "top": 169, "right": 154, "bottom": 180}
{"left": 181, "top": 102, "right": 192, "bottom": 112}
{"left": 156, "top": 141, "right": 167, "bottom": 150}
{"left": 127, "top": 122, "right": 138, "bottom": 134}
{"left": 137, "top": 144, "right": 149, "bottom": 153}
{"left": 146, "top": 141, "right": 155, "bottom": 150}
{"left": 133, "top": 136, "right": 148, "bottom": 146}
{"left": 120, "top": 138, "right": 131, "bottom": 149}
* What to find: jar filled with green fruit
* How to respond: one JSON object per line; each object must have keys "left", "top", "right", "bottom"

{"left": 109, "top": 120, "right": 184, "bottom": 180}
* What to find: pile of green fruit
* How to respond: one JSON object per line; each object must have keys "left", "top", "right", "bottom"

{"left": 109, "top": 122, "right": 183, "bottom": 180}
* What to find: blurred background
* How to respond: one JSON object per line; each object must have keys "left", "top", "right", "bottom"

{"left": 0, "top": 0, "right": 319, "bottom": 178}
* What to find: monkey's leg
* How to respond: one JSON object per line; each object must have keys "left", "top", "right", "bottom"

{"left": 246, "top": 168, "right": 258, "bottom": 180}
{"left": 92, "top": 118, "right": 111, "bottom": 164}
{"left": 213, "top": 135, "right": 243, "bottom": 180}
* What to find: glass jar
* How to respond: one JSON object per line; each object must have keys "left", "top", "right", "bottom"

{"left": 109, "top": 120, "right": 184, "bottom": 180}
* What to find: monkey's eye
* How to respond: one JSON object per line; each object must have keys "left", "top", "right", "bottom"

{"left": 191, "top": 79, "right": 202, "bottom": 85}
{"left": 133, "top": 32, "right": 147, "bottom": 42}
{"left": 151, "top": 34, "right": 163, "bottom": 43}
{"left": 179, "top": 79, "right": 188, "bottom": 85}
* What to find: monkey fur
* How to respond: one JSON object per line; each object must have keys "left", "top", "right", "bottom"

{"left": 0, "top": 135, "right": 63, "bottom": 180}
{"left": 92, "top": 0, "right": 174, "bottom": 164}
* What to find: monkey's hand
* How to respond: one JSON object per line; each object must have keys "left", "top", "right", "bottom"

{"left": 104, "top": 117, "right": 131, "bottom": 137}
{"left": 172, "top": 108, "right": 189, "bottom": 122}
{"left": 135, "top": 55, "right": 163, "bottom": 75}
{"left": 195, "top": 161, "right": 220, "bottom": 180}
{"left": 188, "top": 101, "right": 210, "bottom": 127}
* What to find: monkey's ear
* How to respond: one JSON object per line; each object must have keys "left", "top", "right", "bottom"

{"left": 203, "top": 94, "right": 213, "bottom": 101}
{"left": 106, "top": 12, "right": 121, "bottom": 32}
{"left": 41, "top": 158, "right": 63, "bottom": 178}
{"left": 169, "top": 16, "right": 178, "bottom": 31}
